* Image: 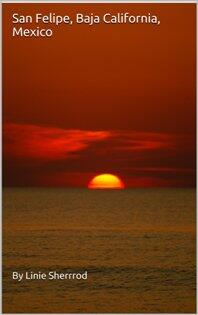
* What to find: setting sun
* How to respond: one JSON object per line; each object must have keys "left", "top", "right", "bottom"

{"left": 88, "top": 173, "right": 125, "bottom": 189}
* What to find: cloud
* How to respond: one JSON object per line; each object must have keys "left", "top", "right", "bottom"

{"left": 3, "top": 123, "right": 195, "bottom": 187}
{"left": 3, "top": 123, "right": 111, "bottom": 160}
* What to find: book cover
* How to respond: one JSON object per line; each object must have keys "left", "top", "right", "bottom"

{"left": 2, "top": 0, "right": 196, "bottom": 313}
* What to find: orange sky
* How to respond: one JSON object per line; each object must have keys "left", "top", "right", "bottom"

{"left": 3, "top": 4, "right": 196, "bottom": 187}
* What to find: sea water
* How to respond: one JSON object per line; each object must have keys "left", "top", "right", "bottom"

{"left": 3, "top": 188, "right": 196, "bottom": 313}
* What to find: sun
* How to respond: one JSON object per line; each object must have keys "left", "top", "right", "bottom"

{"left": 88, "top": 173, "right": 125, "bottom": 189}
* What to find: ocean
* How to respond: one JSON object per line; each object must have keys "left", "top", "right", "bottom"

{"left": 3, "top": 188, "right": 196, "bottom": 313}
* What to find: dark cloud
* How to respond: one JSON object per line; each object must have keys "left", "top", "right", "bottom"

{"left": 3, "top": 123, "right": 195, "bottom": 187}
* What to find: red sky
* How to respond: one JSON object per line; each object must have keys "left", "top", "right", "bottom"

{"left": 3, "top": 4, "right": 196, "bottom": 188}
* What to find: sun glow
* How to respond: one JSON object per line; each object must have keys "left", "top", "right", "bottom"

{"left": 88, "top": 173, "right": 125, "bottom": 189}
